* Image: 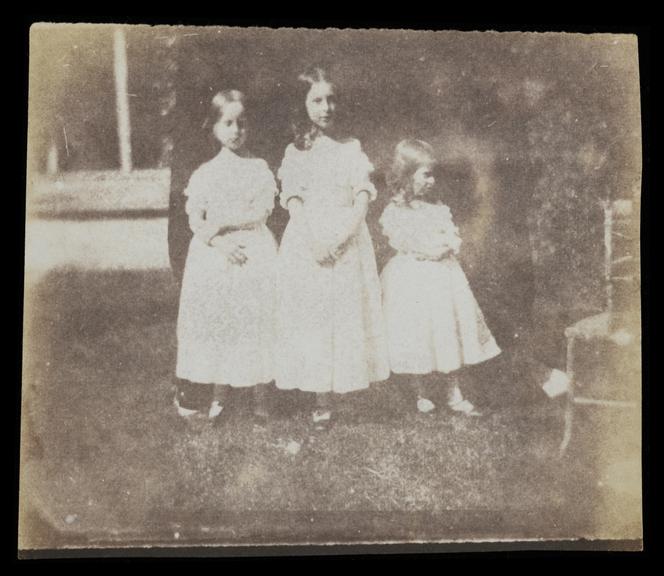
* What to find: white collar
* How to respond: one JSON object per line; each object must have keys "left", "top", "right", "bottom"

{"left": 216, "top": 147, "right": 246, "bottom": 162}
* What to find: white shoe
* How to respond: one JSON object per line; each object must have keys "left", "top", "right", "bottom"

{"left": 447, "top": 384, "right": 464, "bottom": 406}
{"left": 542, "top": 369, "right": 570, "bottom": 398}
{"left": 448, "top": 398, "right": 482, "bottom": 417}
{"left": 174, "top": 398, "right": 199, "bottom": 418}
{"left": 312, "top": 409, "right": 331, "bottom": 423}
{"left": 208, "top": 401, "right": 224, "bottom": 419}
{"left": 312, "top": 409, "right": 333, "bottom": 430}
{"left": 417, "top": 397, "right": 436, "bottom": 413}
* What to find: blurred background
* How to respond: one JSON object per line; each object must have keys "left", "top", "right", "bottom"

{"left": 27, "top": 25, "right": 641, "bottom": 337}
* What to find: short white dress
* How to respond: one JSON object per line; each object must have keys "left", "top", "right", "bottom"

{"left": 380, "top": 198, "right": 501, "bottom": 375}
{"left": 176, "top": 148, "right": 278, "bottom": 386}
{"left": 275, "top": 136, "right": 390, "bottom": 393}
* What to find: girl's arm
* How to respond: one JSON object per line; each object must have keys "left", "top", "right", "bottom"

{"left": 411, "top": 238, "right": 452, "bottom": 261}
{"left": 380, "top": 203, "right": 416, "bottom": 254}
{"left": 212, "top": 203, "right": 271, "bottom": 236}
{"left": 329, "top": 190, "right": 371, "bottom": 256}
{"left": 277, "top": 145, "right": 305, "bottom": 211}
{"left": 278, "top": 147, "right": 335, "bottom": 264}
{"left": 286, "top": 196, "right": 336, "bottom": 265}
{"left": 381, "top": 204, "right": 458, "bottom": 260}
{"left": 412, "top": 213, "right": 463, "bottom": 260}
{"left": 329, "top": 142, "right": 377, "bottom": 255}
{"left": 187, "top": 207, "right": 219, "bottom": 245}
{"left": 285, "top": 195, "right": 305, "bottom": 216}
{"left": 184, "top": 172, "right": 219, "bottom": 245}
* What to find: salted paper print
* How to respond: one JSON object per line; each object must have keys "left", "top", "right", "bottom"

{"left": 21, "top": 24, "right": 642, "bottom": 553}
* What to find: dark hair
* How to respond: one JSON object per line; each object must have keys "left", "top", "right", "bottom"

{"left": 290, "top": 67, "right": 344, "bottom": 151}
{"left": 203, "top": 89, "right": 246, "bottom": 130}
{"left": 387, "top": 139, "right": 438, "bottom": 205}
{"left": 199, "top": 89, "right": 246, "bottom": 155}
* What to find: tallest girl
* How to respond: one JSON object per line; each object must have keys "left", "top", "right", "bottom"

{"left": 275, "top": 67, "right": 390, "bottom": 428}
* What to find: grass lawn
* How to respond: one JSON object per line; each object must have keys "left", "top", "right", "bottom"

{"left": 19, "top": 268, "right": 642, "bottom": 549}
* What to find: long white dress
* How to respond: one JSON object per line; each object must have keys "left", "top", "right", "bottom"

{"left": 380, "top": 199, "right": 501, "bottom": 375}
{"left": 275, "top": 136, "right": 390, "bottom": 393}
{"left": 176, "top": 148, "right": 278, "bottom": 386}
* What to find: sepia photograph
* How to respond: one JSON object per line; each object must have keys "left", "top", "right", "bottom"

{"left": 20, "top": 23, "right": 643, "bottom": 554}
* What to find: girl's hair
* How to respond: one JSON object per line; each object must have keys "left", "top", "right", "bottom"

{"left": 387, "top": 139, "right": 438, "bottom": 205}
{"left": 291, "top": 66, "right": 343, "bottom": 150}
{"left": 204, "top": 89, "right": 246, "bottom": 130}
{"left": 200, "top": 89, "right": 246, "bottom": 155}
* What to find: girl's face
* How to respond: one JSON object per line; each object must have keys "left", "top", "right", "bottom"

{"left": 213, "top": 101, "right": 247, "bottom": 151}
{"left": 305, "top": 81, "right": 336, "bottom": 131}
{"left": 412, "top": 165, "right": 436, "bottom": 197}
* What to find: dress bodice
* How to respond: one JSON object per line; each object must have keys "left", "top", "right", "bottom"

{"left": 184, "top": 147, "right": 277, "bottom": 229}
{"left": 380, "top": 199, "right": 462, "bottom": 256}
{"left": 277, "top": 136, "right": 377, "bottom": 210}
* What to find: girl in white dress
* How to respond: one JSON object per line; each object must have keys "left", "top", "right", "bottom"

{"left": 380, "top": 140, "right": 501, "bottom": 416}
{"left": 275, "top": 67, "right": 390, "bottom": 429}
{"left": 175, "top": 90, "right": 278, "bottom": 420}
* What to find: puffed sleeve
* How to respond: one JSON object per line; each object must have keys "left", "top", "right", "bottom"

{"left": 380, "top": 203, "right": 419, "bottom": 253}
{"left": 277, "top": 144, "right": 305, "bottom": 209}
{"left": 347, "top": 140, "right": 378, "bottom": 202}
{"left": 245, "top": 159, "right": 277, "bottom": 222}
{"left": 183, "top": 167, "right": 209, "bottom": 233}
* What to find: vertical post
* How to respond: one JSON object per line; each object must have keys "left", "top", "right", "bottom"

{"left": 559, "top": 334, "right": 576, "bottom": 456}
{"left": 113, "top": 27, "right": 132, "bottom": 173}
{"left": 46, "top": 141, "right": 59, "bottom": 176}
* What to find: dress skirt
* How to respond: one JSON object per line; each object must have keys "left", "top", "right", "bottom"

{"left": 381, "top": 253, "right": 500, "bottom": 375}
{"left": 176, "top": 226, "right": 277, "bottom": 386}
{"left": 275, "top": 219, "right": 390, "bottom": 393}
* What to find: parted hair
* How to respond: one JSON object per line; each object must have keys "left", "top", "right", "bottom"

{"left": 200, "top": 89, "right": 247, "bottom": 155}
{"left": 204, "top": 89, "right": 246, "bottom": 129}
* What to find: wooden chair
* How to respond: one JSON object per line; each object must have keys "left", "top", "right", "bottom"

{"left": 559, "top": 198, "right": 640, "bottom": 455}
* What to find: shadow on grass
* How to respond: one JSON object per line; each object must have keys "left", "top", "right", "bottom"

{"left": 19, "top": 268, "right": 639, "bottom": 549}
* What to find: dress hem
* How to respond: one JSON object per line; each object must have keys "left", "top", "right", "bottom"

{"left": 274, "top": 374, "right": 389, "bottom": 394}
{"left": 388, "top": 345, "right": 501, "bottom": 376}
{"left": 175, "top": 374, "right": 275, "bottom": 387}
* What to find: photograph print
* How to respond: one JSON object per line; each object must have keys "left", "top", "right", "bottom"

{"left": 20, "top": 24, "right": 643, "bottom": 552}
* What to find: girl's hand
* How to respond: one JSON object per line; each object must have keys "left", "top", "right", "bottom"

{"left": 413, "top": 235, "right": 457, "bottom": 261}
{"left": 210, "top": 236, "right": 248, "bottom": 265}
{"left": 227, "top": 245, "right": 248, "bottom": 266}
{"left": 293, "top": 201, "right": 338, "bottom": 266}
{"left": 311, "top": 237, "right": 336, "bottom": 266}
{"left": 333, "top": 191, "right": 370, "bottom": 248}
{"left": 328, "top": 235, "right": 353, "bottom": 262}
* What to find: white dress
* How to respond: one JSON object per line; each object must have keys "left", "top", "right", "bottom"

{"left": 275, "top": 136, "right": 390, "bottom": 393}
{"left": 380, "top": 199, "right": 501, "bottom": 375}
{"left": 176, "top": 148, "right": 278, "bottom": 386}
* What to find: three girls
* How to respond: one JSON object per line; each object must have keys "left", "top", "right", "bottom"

{"left": 174, "top": 71, "right": 498, "bottom": 425}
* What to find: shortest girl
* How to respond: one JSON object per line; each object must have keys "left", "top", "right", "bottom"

{"left": 380, "top": 139, "right": 501, "bottom": 416}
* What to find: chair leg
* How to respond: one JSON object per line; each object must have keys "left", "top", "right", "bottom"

{"left": 559, "top": 336, "right": 576, "bottom": 456}
{"left": 560, "top": 397, "right": 573, "bottom": 455}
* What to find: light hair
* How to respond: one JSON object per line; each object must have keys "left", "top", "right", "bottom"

{"left": 387, "top": 139, "right": 437, "bottom": 205}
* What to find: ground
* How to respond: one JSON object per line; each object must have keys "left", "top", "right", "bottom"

{"left": 19, "top": 268, "right": 642, "bottom": 549}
